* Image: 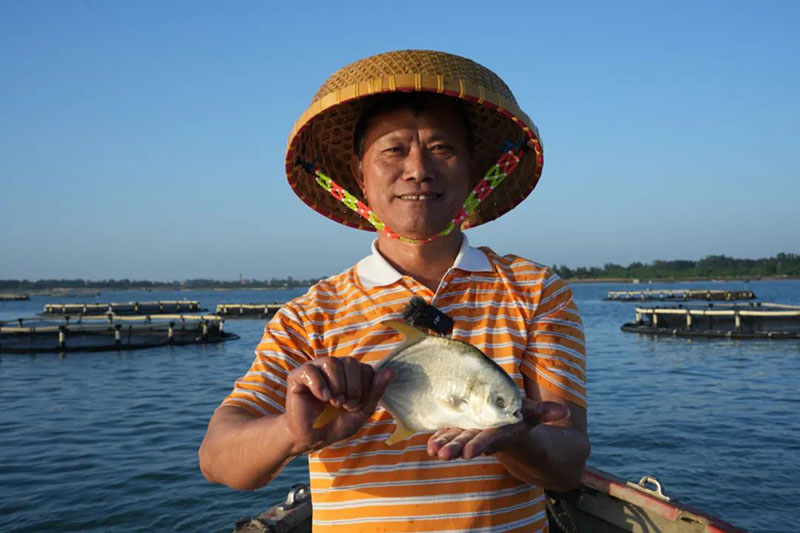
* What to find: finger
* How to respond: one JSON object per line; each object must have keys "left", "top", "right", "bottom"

{"left": 437, "top": 429, "right": 480, "bottom": 461}
{"left": 341, "top": 358, "right": 362, "bottom": 410}
{"left": 427, "top": 427, "right": 463, "bottom": 456}
{"left": 462, "top": 428, "right": 505, "bottom": 459}
{"left": 521, "top": 400, "right": 570, "bottom": 425}
{"left": 319, "top": 358, "right": 347, "bottom": 407}
{"left": 363, "top": 367, "right": 394, "bottom": 413}
{"left": 359, "top": 364, "right": 374, "bottom": 406}
{"left": 288, "top": 364, "right": 331, "bottom": 402}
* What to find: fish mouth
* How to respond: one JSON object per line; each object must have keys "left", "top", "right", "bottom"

{"left": 512, "top": 409, "right": 523, "bottom": 422}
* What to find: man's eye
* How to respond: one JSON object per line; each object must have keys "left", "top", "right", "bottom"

{"left": 430, "top": 144, "right": 454, "bottom": 153}
{"left": 383, "top": 146, "right": 403, "bottom": 154}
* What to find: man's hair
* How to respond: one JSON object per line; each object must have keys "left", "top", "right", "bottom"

{"left": 352, "top": 92, "right": 474, "bottom": 158}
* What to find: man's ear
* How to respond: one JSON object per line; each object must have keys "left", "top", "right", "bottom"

{"left": 350, "top": 154, "right": 365, "bottom": 194}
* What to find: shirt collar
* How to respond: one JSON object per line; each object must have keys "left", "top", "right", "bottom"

{"left": 356, "top": 234, "right": 493, "bottom": 289}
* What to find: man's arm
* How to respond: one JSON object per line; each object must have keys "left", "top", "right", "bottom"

{"left": 199, "top": 357, "right": 393, "bottom": 491}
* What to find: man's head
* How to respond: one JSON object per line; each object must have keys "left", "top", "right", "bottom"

{"left": 350, "top": 93, "right": 474, "bottom": 241}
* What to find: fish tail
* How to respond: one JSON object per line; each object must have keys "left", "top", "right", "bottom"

{"left": 313, "top": 404, "right": 344, "bottom": 429}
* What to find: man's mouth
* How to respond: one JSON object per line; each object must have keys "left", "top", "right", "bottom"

{"left": 396, "top": 193, "right": 442, "bottom": 201}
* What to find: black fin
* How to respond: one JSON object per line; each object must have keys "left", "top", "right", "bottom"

{"left": 402, "top": 297, "right": 453, "bottom": 335}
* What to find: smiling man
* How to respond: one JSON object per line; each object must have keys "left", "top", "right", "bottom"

{"left": 199, "top": 50, "right": 589, "bottom": 532}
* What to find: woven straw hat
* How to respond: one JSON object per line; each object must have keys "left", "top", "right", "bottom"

{"left": 285, "top": 49, "right": 543, "bottom": 232}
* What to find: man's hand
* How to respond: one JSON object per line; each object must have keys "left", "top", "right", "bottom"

{"left": 426, "top": 399, "right": 569, "bottom": 461}
{"left": 284, "top": 356, "right": 393, "bottom": 455}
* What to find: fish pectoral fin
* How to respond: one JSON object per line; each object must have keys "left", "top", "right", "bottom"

{"left": 439, "top": 395, "right": 467, "bottom": 411}
{"left": 385, "top": 419, "right": 415, "bottom": 446}
{"left": 382, "top": 319, "right": 427, "bottom": 345}
{"left": 313, "top": 404, "right": 344, "bottom": 429}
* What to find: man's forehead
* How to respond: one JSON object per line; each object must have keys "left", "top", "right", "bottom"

{"left": 363, "top": 106, "right": 468, "bottom": 143}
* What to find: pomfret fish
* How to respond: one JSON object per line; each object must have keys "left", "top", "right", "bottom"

{"left": 314, "top": 319, "right": 523, "bottom": 445}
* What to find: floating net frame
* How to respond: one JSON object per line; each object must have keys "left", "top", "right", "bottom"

{"left": 0, "top": 314, "right": 238, "bottom": 354}
{"left": 41, "top": 300, "right": 206, "bottom": 316}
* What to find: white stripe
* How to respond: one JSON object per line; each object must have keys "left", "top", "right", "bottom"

{"left": 538, "top": 284, "right": 571, "bottom": 307}
{"left": 300, "top": 286, "right": 409, "bottom": 319}
{"left": 530, "top": 316, "right": 583, "bottom": 330}
{"left": 523, "top": 361, "right": 586, "bottom": 403}
{"left": 309, "top": 444, "right": 428, "bottom": 463}
{"left": 254, "top": 358, "right": 291, "bottom": 376}
{"left": 255, "top": 347, "right": 307, "bottom": 366}
{"left": 312, "top": 496, "right": 540, "bottom": 525}
{"left": 528, "top": 352, "right": 585, "bottom": 372}
{"left": 312, "top": 484, "right": 533, "bottom": 510}
{"left": 546, "top": 366, "right": 585, "bottom": 386}
{"left": 451, "top": 325, "right": 527, "bottom": 339}
{"left": 223, "top": 397, "right": 275, "bottom": 415}
{"left": 527, "top": 342, "right": 586, "bottom": 362}
{"left": 530, "top": 329, "right": 585, "bottom": 347}
{"left": 449, "top": 312, "right": 525, "bottom": 324}
{"left": 310, "top": 473, "right": 511, "bottom": 493}
{"left": 239, "top": 373, "right": 286, "bottom": 395}
{"left": 228, "top": 390, "right": 285, "bottom": 412}
{"left": 433, "top": 509, "right": 546, "bottom": 533}
{"left": 440, "top": 299, "right": 542, "bottom": 313}
{"left": 310, "top": 456, "right": 498, "bottom": 479}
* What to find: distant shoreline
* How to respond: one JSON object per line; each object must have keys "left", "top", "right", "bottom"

{"left": 3, "top": 276, "right": 799, "bottom": 297}
{"left": 565, "top": 275, "right": 800, "bottom": 284}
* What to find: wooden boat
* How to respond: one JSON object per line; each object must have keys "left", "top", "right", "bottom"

{"left": 233, "top": 466, "right": 745, "bottom": 532}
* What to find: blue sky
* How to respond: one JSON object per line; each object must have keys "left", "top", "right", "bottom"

{"left": 1, "top": 1, "right": 798, "bottom": 280}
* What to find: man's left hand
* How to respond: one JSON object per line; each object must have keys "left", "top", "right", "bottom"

{"left": 426, "top": 399, "right": 569, "bottom": 461}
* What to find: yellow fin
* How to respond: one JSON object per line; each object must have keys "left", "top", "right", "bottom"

{"left": 313, "top": 404, "right": 343, "bottom": 429}
{"left": 382, "top": 319, "right": 427, "bottom": 344}
{"left": 385, "top": 419, "right": 415, "bottom": 446}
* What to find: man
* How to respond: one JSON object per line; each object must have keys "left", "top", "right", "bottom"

{"left": 200, "top": 50, "right": 589, "bottom": 532}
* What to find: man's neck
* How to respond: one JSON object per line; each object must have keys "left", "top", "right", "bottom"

{"left": 374, "top": 230, "right": 463, "bottom": 293}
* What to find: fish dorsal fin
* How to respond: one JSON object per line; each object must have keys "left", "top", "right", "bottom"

{"left": 382, "top": 319, "right": 427, "bottom": 346}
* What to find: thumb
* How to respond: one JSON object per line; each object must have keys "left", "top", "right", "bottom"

{"left": 521, "top": 400, "right": 570, "bottom": 425}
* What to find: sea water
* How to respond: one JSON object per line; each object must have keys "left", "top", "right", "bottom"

{"left": 1, "top": 281, "right": 798, "bottom": 532}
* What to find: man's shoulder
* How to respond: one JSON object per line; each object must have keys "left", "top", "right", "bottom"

{"left": 481, "top": 247, "right": 557, "bottom": 282}
{"left": 279, "top": 265, "right": 360, "bottom": 318}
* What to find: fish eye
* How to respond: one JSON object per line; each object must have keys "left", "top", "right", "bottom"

{"left": 495, "top": 397, "right": 506, "bottom": 408}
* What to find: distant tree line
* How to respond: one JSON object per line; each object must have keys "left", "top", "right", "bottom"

{"left": 0, "top": 276, "right": 323, "bottom": 291}
{"left": 552, "top": 253, "right": 800, "bottom": 280}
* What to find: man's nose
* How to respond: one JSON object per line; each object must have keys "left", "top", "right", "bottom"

{"left": 403, "top": 144, "right": 434, "bottom": 182}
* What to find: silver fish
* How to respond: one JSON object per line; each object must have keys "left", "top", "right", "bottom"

{"left": 376, "top": 320, "right": 523, "bottom": 444}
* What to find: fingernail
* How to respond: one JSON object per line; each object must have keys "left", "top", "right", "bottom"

{"left": 344, "top": 401, "right": 360, "bottom": 411}
{"left": 321, "top": 389, "right": 331, "bottom": 402}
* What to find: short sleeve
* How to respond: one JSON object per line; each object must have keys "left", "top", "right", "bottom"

{"left": 520, "top": 273, "right": 587, "bottom": 409}
{"left": 222, "top": 305, "right": 314, "bottom": 416}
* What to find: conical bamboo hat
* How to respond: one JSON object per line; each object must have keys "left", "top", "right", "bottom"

{"left": 286, "top": 49, "right": 543, "bottom": 231}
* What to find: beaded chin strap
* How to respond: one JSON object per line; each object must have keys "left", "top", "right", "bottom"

{"left": 298, "top": 139, "right": 529, "bottom": 244}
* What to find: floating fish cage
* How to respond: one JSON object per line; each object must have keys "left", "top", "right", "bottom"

{"left": 41, "top": 300, "right": 205, "bottom": 316}
{"left": 0, "top": 293, "right": 29, "bottom": 301}
{"left": 216, "top": 303, "right": 283, "bottom": 319}
{"left": 0, "top": 314, "right": 238, "bottom": 354}
{"left": 605, "top": 289, "right": 756, "bottom": 302}
{"left": 621, "top": 302, "right": 800, "bottom": 339}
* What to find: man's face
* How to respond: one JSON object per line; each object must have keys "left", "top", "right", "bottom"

{"left": 353, "top": 104, "right": 472, "bottom": 240}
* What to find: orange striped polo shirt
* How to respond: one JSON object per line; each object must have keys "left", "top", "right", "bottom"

{"left": 223, "top": 236, "right": 586, "bottom": 532}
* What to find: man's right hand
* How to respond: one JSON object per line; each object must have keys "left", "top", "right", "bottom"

{"left": 283, "top": 356, "right": 393, "bottom": 455}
